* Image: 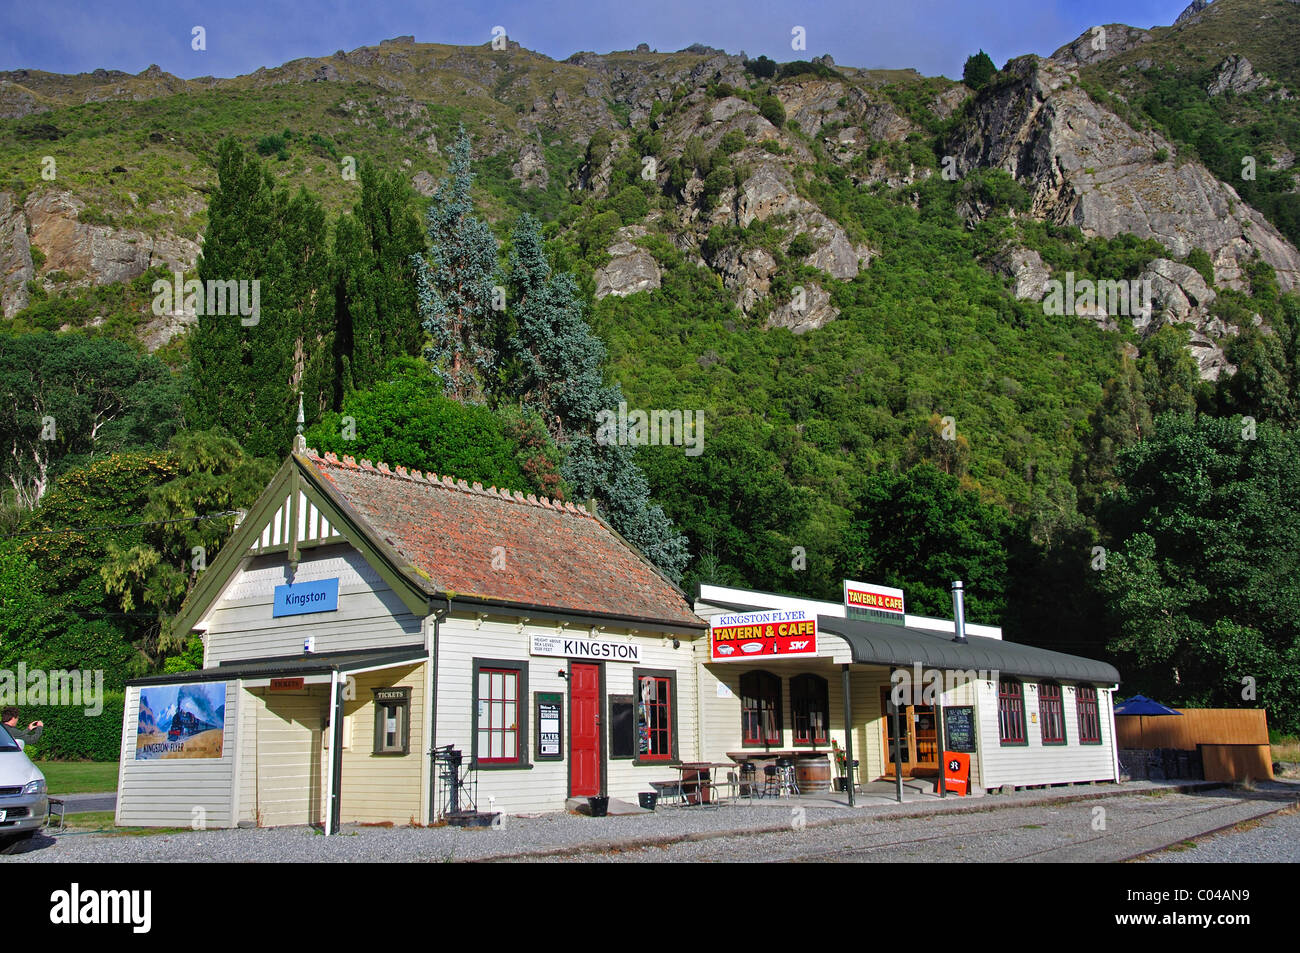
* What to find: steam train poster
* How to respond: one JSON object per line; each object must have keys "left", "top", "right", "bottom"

{"left": 135, "top": 682, "right": 227, "bottom": 759}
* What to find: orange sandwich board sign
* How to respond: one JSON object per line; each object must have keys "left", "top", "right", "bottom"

{"left": 943, "top": 751, "right": 971, "bottom": 796}
{"left": 710, "top": 609, "right": 817, "bottom": 662}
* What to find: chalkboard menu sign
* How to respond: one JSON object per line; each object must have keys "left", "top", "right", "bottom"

{"left": 535, "top": 692, "right": 563, "bottom": 761}
{"left": 944, "top": 706, "right": 977, "bottom": 753}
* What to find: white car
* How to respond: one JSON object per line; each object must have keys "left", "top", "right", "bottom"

{"left": 0, "top": 723, "right": 48, "bottom": 847}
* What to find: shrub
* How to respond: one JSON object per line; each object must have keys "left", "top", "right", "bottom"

{"left": 786, "top": 232, "right": 816, "bottom": 259}
{"left": 719, "top": 129, "right": 746, "bottom": 155}
{"left": 19, "top": 691, "right": 126, "bottom": 762}
{"left": 255, "top": 133, "right": 287, "bottom": 156}
{"left": 759, "top": 95, "right": 786, "bottom": 128}
{"left": 612, "top": 184, "right": 649, "bottom": 224}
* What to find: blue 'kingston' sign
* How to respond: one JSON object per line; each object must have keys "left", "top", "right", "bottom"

{"left": 273, "top": 578, "right": 340, "bottom": 617}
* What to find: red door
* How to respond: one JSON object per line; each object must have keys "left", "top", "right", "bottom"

{"left": 570, "top": 662, "right": 601, "bottom": 796}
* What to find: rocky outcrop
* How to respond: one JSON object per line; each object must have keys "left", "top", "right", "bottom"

{"left": 1174, "top": 0, "right": 1212, "bottom": 27}
{"left": 24, "top": 190, "right": 198, "bottom": 287}
{"left": 1136, "top": 258, "right": 1236, "bottom": 380}
{"left": 766, "top": 283, "right": 838, "bottom": 334}
{"left": 511, "top": 140, "right": 549, "bottom": 190}
{"left": 594, "top": 228, "right": 661, "bottom": 298}
{"left": 947, "top": 57, "right": 1300, "bottom": 292}
{"left": 993, "top": 246, "right": 1051, "bottom": 301}
{"left": 0, "top": 192, "right": 33, "bottom": 318}
{"left": 1206, "top": 55, "right": 1270, "bottom": 97}
{"left": 710, "top": 245, "right": 777, "bottom": 312}
{"left": 1050, "top": 24, "right": 1152, "bottom": 69}
{"left": 412, "top": 170, "right": 436, "bottom": 197}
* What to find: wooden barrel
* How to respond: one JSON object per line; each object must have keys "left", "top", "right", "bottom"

{"left": 795, "top": 756, "right": 831, "bottom": 793}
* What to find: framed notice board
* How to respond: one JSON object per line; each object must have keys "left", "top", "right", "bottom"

{"left": 535, "top": 692, "right": 563, "bottom": 761}
{"left": 944, "top": 706, "right": 977, "bottom": 753}
{"left": 609, "top": 694, "right": 635, "bottom": 760}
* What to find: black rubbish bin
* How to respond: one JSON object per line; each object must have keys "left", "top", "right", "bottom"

{"left": 638, "top": 792, "right": 658, "bottom": 811}
{"left": 587, "top": 796, "right": 610, "bottom": 817}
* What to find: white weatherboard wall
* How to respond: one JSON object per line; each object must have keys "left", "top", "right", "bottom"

{"left": 975, "top": 681, "right": 1118, "bottom": 789}
{"left": 202, "top": 543, "right": 422, "bottom": 664}
{"left": 339, "top": 664, "right": 426, "bottom": 824}
{"left": 116, "top": 680, "right": 240, "bottom": 828}
{"left": 434, "top": 615, "right": 698, "bottom": 815}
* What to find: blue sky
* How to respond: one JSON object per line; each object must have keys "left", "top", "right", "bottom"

{"left": 1, "top": 1, "right": 1195, "bottom": 80}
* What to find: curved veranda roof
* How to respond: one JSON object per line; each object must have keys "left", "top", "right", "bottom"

{"left": 818, "top": 615, "right": 1121, "bottom": 685}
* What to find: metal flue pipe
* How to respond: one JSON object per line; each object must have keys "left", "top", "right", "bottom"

{"left": 951, "top": 580, "right": 968, "bottom": 644}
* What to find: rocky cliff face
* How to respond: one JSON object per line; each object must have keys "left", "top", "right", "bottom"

{"left": 3, "top": 19, "right": 1298, "bottom": 368}
{"left": 948, "top": 57, "right": 1300, "bottom": 295}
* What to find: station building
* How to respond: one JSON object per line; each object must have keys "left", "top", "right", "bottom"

{"left": 116, "top": 446, "right": 1121, "bottom": 829}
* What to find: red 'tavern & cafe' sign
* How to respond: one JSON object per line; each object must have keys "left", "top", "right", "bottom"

{"left": 709, "top": 609, "right": 817, "bottom": 662}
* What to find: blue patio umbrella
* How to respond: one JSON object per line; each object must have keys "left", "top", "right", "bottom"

{"left": 1114, "top": 694, "right": 1183, "bottom": 716}
{"left": 1115, "top": 694, "right": 1183, "bottom": 750}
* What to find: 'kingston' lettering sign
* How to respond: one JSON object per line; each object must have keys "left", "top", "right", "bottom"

{"left": 530, "top": 633, "right": 641, "bottom": 663}
{"left": 273, "top": 578, "right": 340, "bottom": 617}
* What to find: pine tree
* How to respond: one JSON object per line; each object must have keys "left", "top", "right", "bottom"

{"left": 332, "top": 162, "right": 423, "bottom": 401}
{"left": 506, "top": 214, "right": 607, "bottom": 441}
{"left": 412, "top": 128, "right": 500, "bottom": 402}
{"left": 505, "top": 214, "right": 689, "bottom": 581}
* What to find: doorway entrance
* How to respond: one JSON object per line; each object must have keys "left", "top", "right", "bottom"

{"left": 879, "top": 687, "right": 939, "bottom": 777}
{"left": 569, "top": 662, "right": 603, "bottom": 797}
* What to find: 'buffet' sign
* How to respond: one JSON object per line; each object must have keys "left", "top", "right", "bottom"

{"left": 709, "top": 609, "right": 817, "bottom": 662}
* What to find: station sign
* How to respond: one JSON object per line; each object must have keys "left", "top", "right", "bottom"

{"left": 273, "top": 577, "right": 339, "bottom": 617}
{"left": 530, "top": 633, "right": 641, "bottom": 663}
{"left": 709, "top": 609, "right": 817, "bottom": 662}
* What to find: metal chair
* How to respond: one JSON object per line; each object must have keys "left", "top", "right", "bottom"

{"left": 738, "top": 761, "right": 757, "bottom": 801}
{"left": 762, "top": 763, "right": 781, "bottom": 797}
{"left": 775, "top": 757, "right": 799, "bottom": 797}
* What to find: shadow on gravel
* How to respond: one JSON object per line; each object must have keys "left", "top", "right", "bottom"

{"left": 0, "top": 831, "right": 57, "bottom": 856}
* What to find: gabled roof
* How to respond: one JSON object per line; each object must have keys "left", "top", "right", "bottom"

{"left": 296, "top": 449, "right": 704, "bottom": 631}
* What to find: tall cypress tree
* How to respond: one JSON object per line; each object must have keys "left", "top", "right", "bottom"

{"left": 412, "top": 128, "right": 500, "bottom": 402}
{"left": 188, "top": 141, "right": 331, "bottom": 456}
{"left": 332, "top": 163, "right": 423, "bottom": 401}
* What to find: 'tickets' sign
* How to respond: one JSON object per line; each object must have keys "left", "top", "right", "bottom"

{"left": 843, "top": 579, "right": 905, "bottom": 616}
{"left": 709, "top": 609, "right": 817, "bottom": 662}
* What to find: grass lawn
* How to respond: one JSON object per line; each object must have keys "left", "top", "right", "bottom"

{"left": 34, "top": 761, "right": 118, "bottom": 794}
{"left": 60, "top": 811, "right": 187, "bottom": 837}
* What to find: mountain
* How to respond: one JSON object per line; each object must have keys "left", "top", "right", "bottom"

{"left": 137, "top": 699, "right": 157, "bottom": 735}
{"left": 3, "top": 0, "right": 1299, "bottom": 612}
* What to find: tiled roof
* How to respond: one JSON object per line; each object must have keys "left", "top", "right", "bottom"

{"left": 301, "top": 449, "right": 704, "bottom": 630}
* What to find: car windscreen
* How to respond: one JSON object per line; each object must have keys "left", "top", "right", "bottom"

{"left": 0, "top": 723, "right": 19, "bottom": 751}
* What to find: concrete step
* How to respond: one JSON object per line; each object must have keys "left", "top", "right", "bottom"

{"left": 565, "top": 796, "right": 650, "bottom": 816}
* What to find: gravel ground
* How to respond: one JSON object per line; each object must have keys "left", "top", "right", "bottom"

{"left": 1142, "top": 804, "right": 1300, "bottom": 863}
{"left": 3, "top": 780, "right": 1294, "bottom": 863}
{"left": 522, "top": 789, "right": 1296, "bottom": 863}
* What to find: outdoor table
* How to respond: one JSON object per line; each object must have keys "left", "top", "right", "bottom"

{"left": 672, "top": 762, "right": 736, "bottom": 806}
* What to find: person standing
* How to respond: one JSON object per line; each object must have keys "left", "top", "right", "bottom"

{"left": 1, "top": 707, "right": 43, "bottom": 747}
